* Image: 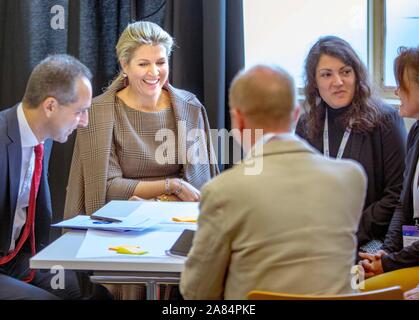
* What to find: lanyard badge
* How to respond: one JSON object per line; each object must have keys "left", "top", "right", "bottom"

{"left": 323, "top": 109, "right": 352, "bottom": 159}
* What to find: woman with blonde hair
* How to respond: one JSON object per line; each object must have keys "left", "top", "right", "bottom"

{"left": 65, "top": 21, "right": 218, "bottom": 218}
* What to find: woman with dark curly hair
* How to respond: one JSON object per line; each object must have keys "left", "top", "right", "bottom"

{"left": 296, "top": 36, "right": 407, "bottom": 252}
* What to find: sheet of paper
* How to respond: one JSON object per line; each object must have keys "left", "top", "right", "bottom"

{"left": 137, "top": 202, "right": 199, "bottom": 224}
{"left": 91, "top": 200, "right": 143, "bottom": 221}
{"left": 51, "top": 214, "right": 161, "bottom": 232}
{"left": 76, "top": 226, "right": 194, "bottom": 259}
{"left": 53, "top": 201, "right": 199, "bottom": 231}
{"left": 52, "top": 215, "right": 127, "bottom": 232}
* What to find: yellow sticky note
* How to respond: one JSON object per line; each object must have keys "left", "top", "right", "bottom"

{"left": 108, "top": 245, "right": 147, "bottom": 255}
{"left": 172, "top": 216, "right": 197, "bottom": 223}
{"left": 109, "top": 245, "right": 139, "bottom": 251}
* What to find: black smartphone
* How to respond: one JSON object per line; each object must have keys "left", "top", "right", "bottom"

{"left": 168, "top": 229, "right": 195, "bottom": 257}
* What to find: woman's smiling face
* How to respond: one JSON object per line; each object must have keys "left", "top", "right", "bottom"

{"left": 122, "top": 44, "right": 169, "bottom": 100}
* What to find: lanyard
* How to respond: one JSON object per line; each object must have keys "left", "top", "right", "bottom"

{"left": 412, "top": 159, "right": 419, "bottom": 221}
{"left": 323, "top": 109, "right": 352, "bottom": 159}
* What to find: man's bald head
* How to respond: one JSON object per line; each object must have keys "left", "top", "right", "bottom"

{"left": 229, "top": 64, "right": 296, "bottom": 129}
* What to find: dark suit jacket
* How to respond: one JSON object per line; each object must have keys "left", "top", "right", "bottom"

{"left": 0, "top": 105, "right": 52, "bottom": 257}
{"left": 381, "top": 121, "right": 419, "bottom": 271}
{"left": 296, "top": 104, "right": 407, "bottom": 246}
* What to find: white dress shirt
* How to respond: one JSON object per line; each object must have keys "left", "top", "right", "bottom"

{"left": 9, "top": 103, "right": 40, "bottom": 252}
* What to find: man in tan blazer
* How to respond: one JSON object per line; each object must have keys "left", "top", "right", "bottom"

{"left": 180, "top": 64, "right": 368, "bottom": 300}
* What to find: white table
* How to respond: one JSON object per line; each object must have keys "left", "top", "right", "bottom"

{"left": 30, "top": 230, "right": 188, "bottom": 300}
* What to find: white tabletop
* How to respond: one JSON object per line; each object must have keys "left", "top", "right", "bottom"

{"left": 30, "top": 230, "right": 187, "bottom": 273}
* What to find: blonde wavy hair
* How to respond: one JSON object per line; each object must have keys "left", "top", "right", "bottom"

{"left": 110, "top": 21, "right": 174, "bottom": 88}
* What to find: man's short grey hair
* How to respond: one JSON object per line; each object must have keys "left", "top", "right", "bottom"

{"left": 229, "top": 64, "right": 296, "bottom": 126}
{"left": 23, "top": 54, "right": 92, "bottom": 108}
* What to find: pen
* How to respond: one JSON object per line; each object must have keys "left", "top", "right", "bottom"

{"left": 91, "top": 215, "right": 122, "bottom": 223}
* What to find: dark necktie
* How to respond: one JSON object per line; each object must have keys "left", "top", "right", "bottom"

{"left": 0, "top": 143, "right": 44, "bottom": 283}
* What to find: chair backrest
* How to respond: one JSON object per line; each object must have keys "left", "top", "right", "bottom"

{"left": 359, "top": 266, "right": 419, "bottom": 293}
{"left": 247, "top": 286, "right": 403, "bottom": 300}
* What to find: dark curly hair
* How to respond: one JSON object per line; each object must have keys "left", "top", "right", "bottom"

{"left": 303, "top": 36, "right": 381, "bottom": 140}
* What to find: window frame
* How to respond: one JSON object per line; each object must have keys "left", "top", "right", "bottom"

{"left": 295, "top": 1, "right": 397, "bottom": 104}
{"left": 368, "top": 0, "right": 398, "bottom": 102}
{"left": 247, "top": 0, "right": 402, "bottom": 104}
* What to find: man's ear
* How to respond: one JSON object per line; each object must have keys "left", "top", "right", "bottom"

{"left": 231, "top": 108, "right": 246, "bottom": 133}
{"left": 41, "top": 97, "right": 58, "bottom": 118}
{"left": 292, "top": 104, "right": 301, "bottom": 126}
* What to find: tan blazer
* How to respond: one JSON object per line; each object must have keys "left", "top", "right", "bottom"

{"left": 64, "top": 79, "right": 219, "bottom": 218}
{"left": 180, "top": 137, "right": 367, "bottom": 300}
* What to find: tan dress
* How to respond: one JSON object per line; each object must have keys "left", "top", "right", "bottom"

{"left": 64, "top": 80, "right": 219, "bottom": 300}
{"left": 106, "top": 98, "right": 182, "bottom": 201}
{"left": 64, "top": 80, "right": 219, "bottom": 218}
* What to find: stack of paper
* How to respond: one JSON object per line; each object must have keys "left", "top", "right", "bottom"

{"left": 53, "top": 200, "right": 199, "bottom": 232}
{"left": 53, "top": 201, "right": 199, "bottom": 259}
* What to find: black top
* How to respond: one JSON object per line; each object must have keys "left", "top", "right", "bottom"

{"left": 382, "top": 121, "right": 419, "bottom": 271}
{"left": 296, "top": 102, "right": 407, "bottom": 247}
{"left": 325, "top": 104, "right": 352, "bottom": 158}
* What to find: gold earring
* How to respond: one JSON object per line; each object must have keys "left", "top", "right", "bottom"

{"left": 123, "top": 73, "right": 128, "bottom": 87}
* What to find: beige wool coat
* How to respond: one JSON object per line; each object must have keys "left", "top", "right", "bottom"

{"left": 181, "top": 137, "right": 367, "bottom": 299}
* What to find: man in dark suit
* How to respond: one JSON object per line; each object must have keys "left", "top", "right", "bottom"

{"left": 0, "top": 54, "right": 92, "bottom": 299}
